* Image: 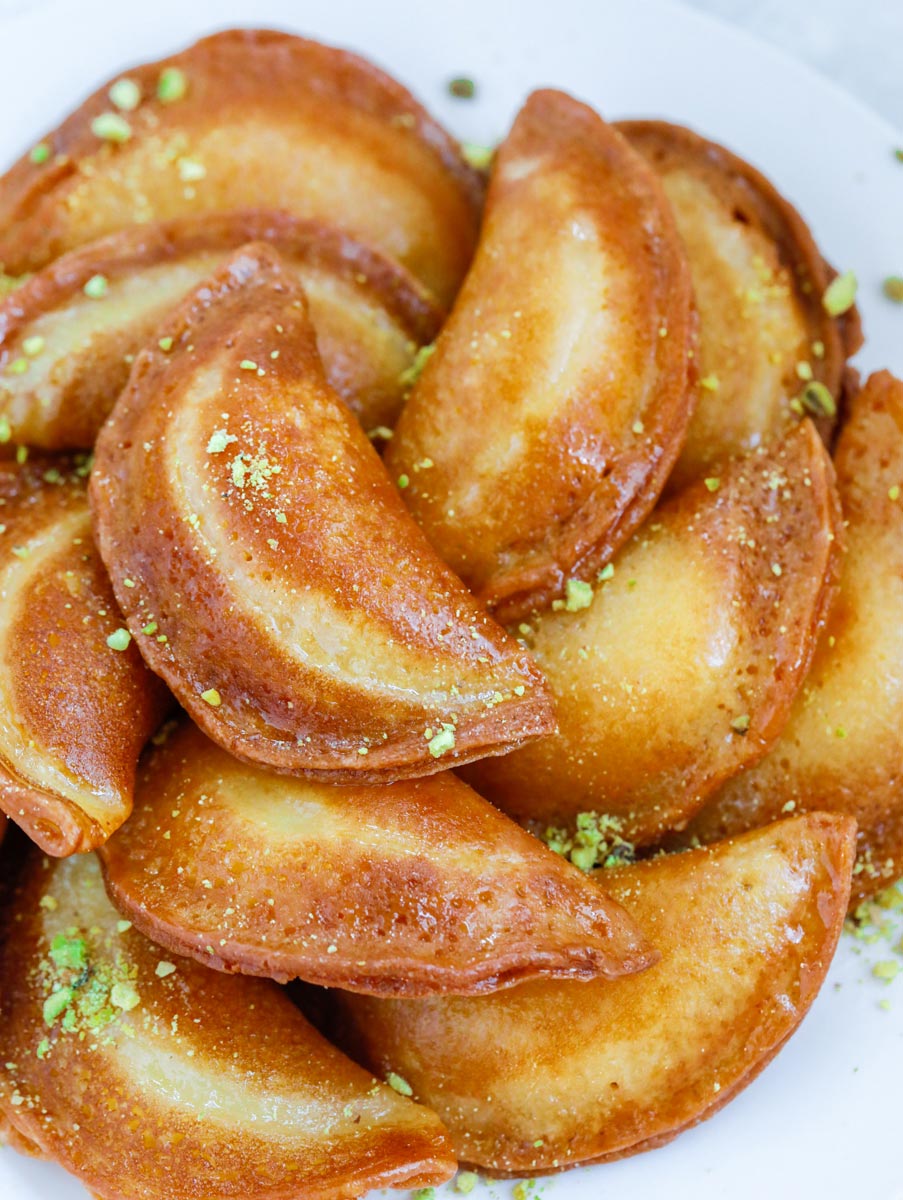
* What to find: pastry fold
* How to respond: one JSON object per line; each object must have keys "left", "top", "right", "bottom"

{"left": 0, "top": 848, "right": 456, "bottom": 1200}
{"left": 98, "top": 721, "right": 655, "bottom": 996}
{"left": 90, "top": 244, "right": 554, "bottom": 780}
{"left": 0, "top": 29, "right": 483, "bottom": 306}
{"left": 0, "top": 460, "right": 170, "bottom": 856}
{"left": 386, "top": 89, "right": 696, "bottom": 620}
{"left": 689, "top": 371, "right": 903, "bottom": 901}
{"left": 463, "top": 420, "right": 841, "bottom": 844}
{"left": 0, "top": 212, "right": 441, "bottom": 450}
{"left": 620, "top": 120, "right": 862, "bottom": 489}
{"left": 329, "top": 813, "right": 855, "bottom": 1174}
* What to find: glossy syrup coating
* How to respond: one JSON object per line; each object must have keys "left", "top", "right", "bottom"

{"left": 386, "top": 88, "right": 697, "bottom": 621}
{"left": 689, "top": 372, "right": 903, "bottom": 902}
{"left": 463, "top": 420, "right": 842, "bottom": 844}
{"left": 329, "top": 813, "right": 855, "bottom": 1175}
{"left": 0, "top": 848, "right": 456, "bottom": 1200}
{"left": 98, "top": 720, "right": 654, "bottom": 996}
{"left": 0, "top": 460, "right": 170, "bottom": 856}
{"left": 90, "top": 244, "right": 554, "bottom": 781}
{"left": 0, "top": 28, "right": 483, "bottom": 307}
{"left": 620, "top": 120, "right": 862, "bottom": 490}
{"left": 0, "top": 211, "right": 442, "bottom": 451}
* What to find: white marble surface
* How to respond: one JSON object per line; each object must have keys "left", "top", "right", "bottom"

{"left": 0, "top": 0, "right": 900, "bottom": 126}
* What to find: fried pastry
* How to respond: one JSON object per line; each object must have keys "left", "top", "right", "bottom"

{"left": 0, "top": 848, "right": 456, "bottom": 1200}
{"left": 463, "top": 420, "right": 841, "bottom": 844}
{"left": 0, "top": 29, "right": 483, "bottom": 306}
{"left": 98, "top": 720, "right": 654, "bottom": 996}
{"left": 90, "top": 245, "right": 554, "bottom": 780}
{"left": 385, "top": 88, "right": 696, "bottom": 620}
{"left": 0, "top": 460, "right": 169, "bottom": 857}
{"left": 0, "top": 211, "right": 441, "bottom": 451}
{"left": 329, "top": 813, "right": 855, "bottom": 1174}
{"left": 689, "top": 371, "right": 903, "bottom": 901}
{"left": 620, "top": 120, "right": 862, "bottom": 490}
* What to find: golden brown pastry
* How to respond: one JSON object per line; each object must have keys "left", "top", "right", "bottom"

{"left": 619, "top": 120, "right": 862, "bottom": 490}
{"left": 330, "top": 813, "right": 855, "bottom": 1174}
{"left": 385, "top": 88, "right": 696, "bottom": 621}
{"left": 463, "top": 420, "right": 841, "bottom": 845}
{"left": 688, "top": 372, "right": 903, "bottom": 901}
{"left": 0, "top": 460, "right": 170, "bottom": 856}
{"left": 0, "top": 211, "right": 441, "bottom": 451}
{"left": 98, "top": 721, "right": 655, "bottom": 996}
{"left": 0, "top": 29, "right": 483, "bottom": 306}
{"left": 0, "top": 848, "right": 456, "bottom": 1200}
{"left": 91, "top": 244, "right": 554, "bottom": 780}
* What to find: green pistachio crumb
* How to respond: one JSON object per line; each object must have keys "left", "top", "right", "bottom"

{"left": 29, "top": 142, "right": 51, "bottom": 164}
{"left": 141, "top": 621, "right": 158, "bottom": 635}
{"left": 206, "top": 429, "right": 238, "bottom": 454}
{"left": 109, "top": 78, "right": 142, "bottom": 112}
{"left": 22, "top": 335, "right": 44, "bottom": 357}
{"left": 200, "top": 688, "right": 222, "bottom": 707}
{"left": 822, "top": 270, "right": 857, "bottom": 316}
{"left": 90, "top": 112, "right": 132, "bottom": 143}
{"left": 239, "top": 359, "right": 258, "bottom": 371}
{"left": 155, "top": 961, "right": 177, "bottom": 979}
{"left": 795, "top": 360, "right": 813, "bottom": 381}
{"left": 448, "top": 76, "right": 476, "bottom": 99}
{"left": 889, "top": 485, "right": 900, "bottom": 501}
{"left": 564, "top": 578, "right": 593, "bottom": 612}
{"left": 873, "top": 960, "right": 900, "bottom": 982}
{"left": 799, "top": 381, "right": 837, "bottom": 419}
{"left": 83, "top": 274, "right": 109, "bottom": 299}
{"left": 106, "top": 627, "right": 131, "bottom": 651}
{"left": 397, "top": 474, "right": 410, "bottom": 489}
{"left": 43, "top": 987, "right": 74, "bottom": 1026}
{"left": 731, "top": 714, "right": 751, "bottom": 734}
{"left": 512, "top": 1182, "right": 535, "bottom": 1200}
{"left": 0, "top": 416, "right": 10, "bottom": 444}
{"left": 412, "top": 1190, "right": 436, "bottom": 1200}
{"left": 704, "top": 477, "right": 720, "bottom": 492}
{"left": 110, "top": 981, "right": 140, "bottom": 1012}
{"left": 158, "top": 336, "right": 174, "bottom": 352}
{"left": 461, "top": 142, "right": 494, "bottom": 171}
{"left": 157, "top": 67, "right": 188, "bottom": 104}
{"left": 116, "top": 920, "right": 132, "bottom": 934}
{"left": 50, "top": 935, "right": 87, "bottom": 972}
{"left": 427, "top": 724, "right": 456, "bottom": 759}
{"left": 455, "top": 1173, "right": 479, "bottom": 1195}
{"left": 883, "top": 276, "right": 903, "bottom": 303}
{"left": 8, "top": 358, "right": 28, "bottom": 375}
{"left": 386, "top": 1071, "right": 413, "bottom": 1096}
{"left": 398, "top": 343, "right": 436, "bottom": 390}
{"left": 699, "top": 374, "right": 720, "bottom": 391}
{"left": 598, "top": 563, "right": 615, "bottom": 582}
{"left": 36, "top": 1038, "right": 50, "bottom": 1060}
{"left": 895, "top": 148, "right": 903, "bottom": 164}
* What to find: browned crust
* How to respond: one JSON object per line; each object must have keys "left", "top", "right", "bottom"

{"left": 0, "top": 210, "right": 442, "bottom": 451}
{"left": 387, "top": 89, "right": 697, "bottom": 622}
{"left": 0, "top": 28, "right": 484, "bottom": 305}
{"left": 619, "top": 119, "right": 862, "bottom": 451}
{"left": 90, "top": 244, "right": 554, "bottom": 781}
{"left": 97, "top": 721, "right": 655, "bottom": 996}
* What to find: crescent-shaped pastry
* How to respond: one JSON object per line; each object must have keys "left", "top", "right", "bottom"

{"left": 619, "top": 120, "right": 862, "bottom": 490}
{"left": 98, "top": 721, "right": 655, "bottom": 996}
{"left": 385, "top": 88, "right": 696, "bottom": 621}
{"left": 90, "top": 244, "right": 554, "bottom": 780}
{"left": 462, "top": 420, "right": 841, "bottom": 845}
{"left": 0, "top": 29, "right": 483, "bottom": 307}
{"left": 0, "top": 460, "right": 170, "bottom": 857}
{"left": 0, "top": 848, "right": 456, "bottom": 1200}
{"left": 0, "top": 211, "right": 441, "bottom": 451}
{"left": 688, "top": 372, "right": 903, "bottom": 902}
{"left": 329, "top": 812, "right": 855, "bottom": 1174}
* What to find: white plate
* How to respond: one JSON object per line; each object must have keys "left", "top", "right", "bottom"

{"left": 0, "top": 0, "right": 901, "bottom": 1197}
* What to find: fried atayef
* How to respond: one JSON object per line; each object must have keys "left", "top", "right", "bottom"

{"left": 620, "top": 120, "right": 862, "bottom": 489}
{"left": 463, "top": 420, "right": 841, "bottom": 844}
{"left": 690, "top": 372, "right": 903, "bottom": 900}
{"left": 0, "top": 29, "right": 482, "bottom": 306}
{"left": 0, "top": 850, "right": 456, "bottom": 1200}
{"left": 330, "top": 813, "right": 855, "bottom": 1174}
{"left": 98, "top": 721, "right": 654, "bottom": 996}
{"left": 0, "top": 460, "right": 169, "bottom": 857}
{"left": 91, "top": 245, "right": 553, "bottom": 780}
{"left": 386, "top": 89, "right": 696, "bottom": 620}
{"left": 0, "top": 212, "right": 441, "bottom": 451}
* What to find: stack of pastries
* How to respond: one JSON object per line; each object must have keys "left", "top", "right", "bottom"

{"left": 0, "top": 28, "right": 897, "bottom": 1200}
